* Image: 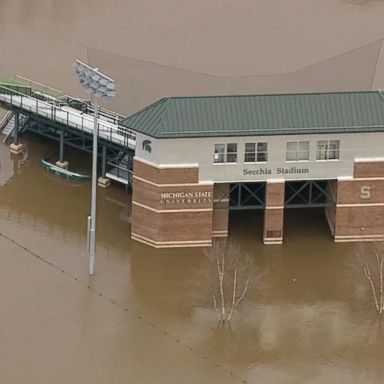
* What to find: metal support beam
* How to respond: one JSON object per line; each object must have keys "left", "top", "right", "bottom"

{"left": 14, "top": 111, "right": 19, "bottom": 145}
{"left": 228, "top": 182, "right": 266, "bottom": 210}
{"left": 101, "top": 145, "right": 107, "bottom": 178}
{"left": 284, "top": 180, "right": 336, "bottom": 208}
{"left": 59, "top": 129, "right": 65, "bottom": 163}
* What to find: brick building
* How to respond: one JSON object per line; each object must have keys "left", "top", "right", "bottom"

{"left": 122, "top": 91, "right": 384, "bottom": 248}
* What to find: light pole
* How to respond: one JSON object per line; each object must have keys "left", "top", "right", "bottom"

{"left": 74, "top": 59, "right": 116, "bottom": 275}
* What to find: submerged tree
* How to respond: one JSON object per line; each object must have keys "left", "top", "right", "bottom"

{"left": 357, "top": 242, "right": 384, "bottom": 315}
{"left": 205, "top": 238, "right": 256, "bottom": 323}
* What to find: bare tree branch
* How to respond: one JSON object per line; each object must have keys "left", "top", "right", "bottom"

{"left": 235, "top": 275, "right": 251, "bottom": 307}
{"left": 198, "top": 238, "right": 263, "bottom": 324}
{"left": 378, "top": 254, "right": 383, "bottom": 314}
{"left": 227, "top": 266, "right": 238, "bottom": 322}
{"left": 364, "top": 264, "right": 380, "bottom": 313}
{"left": 212, "top": 293, "right": 222, "bottom": 321}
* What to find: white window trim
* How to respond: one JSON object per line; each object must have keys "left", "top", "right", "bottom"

{"left": 286, "top": 140, "right": 310, "bottom": 162}
{"left": 315, "top": 139, "right": 341, "bottom": 161}
{"left": 213, "top": 143, "right": 238, "bottom": 164}
{"left": 244, "top": 141, "right": 269, "bottom": 164}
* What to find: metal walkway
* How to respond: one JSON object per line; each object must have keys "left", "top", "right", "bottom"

{"left": 0, "top": 81, "right": 137, "bottom": 185}
{"left": 0, "top": 85, "right": 136, "bottom": 149}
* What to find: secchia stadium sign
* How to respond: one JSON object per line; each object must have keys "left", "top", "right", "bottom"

{"left": 243, "top": 167, "right": 309, "bottom": 176}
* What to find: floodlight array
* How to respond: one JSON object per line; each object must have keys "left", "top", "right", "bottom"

{"left": 74, "top": 60, "right": 116, "bottom": 99}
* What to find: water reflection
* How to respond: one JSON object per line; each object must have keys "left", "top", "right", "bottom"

{"left": 2, "top": 128, "right": 384, "bottom": 382}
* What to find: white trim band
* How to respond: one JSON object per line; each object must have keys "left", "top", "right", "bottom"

{"left": 263, "top": 237, "right": 283, "bottom": 244}
{"left": 133, "top": 200, "right": 213, "bottom": 213}
{"left": 335, "top": 234, "right": 384, "bottom": 239}
{"left": 134, "top": 156, "right": 199, "bottom": 169}
{"left": 352, "top": 177, "right": 384, "bottom": 181}
{"left": 133, "top": 174, "right": 213, "bottom": 188}
{"left": 354, "top": 157, "right": 384, "bottom": 163}
{"left": 337, "top": 203, "right": 384, "bottom": 208}
{"left": 131, "top": 232, "right": 212, "bottom": 248}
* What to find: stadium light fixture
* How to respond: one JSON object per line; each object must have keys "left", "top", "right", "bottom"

{"left": 74, "top": 59, "right": 116, "bottom": 275}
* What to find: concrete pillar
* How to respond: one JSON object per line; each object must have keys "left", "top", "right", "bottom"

{"left": 98, "top": 146, "right": 111, "bottom": 188}
{"left": 9, "top": 111, "right": 24, "bottom": 155}
{"left": 55, "top": 129, "right": 69, "bottom": 169}
{"left": 212, "top": 183, "right": 229, "bottom": 238}
{"left": 263, "top": 180, "right": 285, "bottom": 245}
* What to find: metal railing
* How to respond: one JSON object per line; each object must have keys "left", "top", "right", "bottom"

{"left": 0, "top": 83, "right": 32, "bottom": 96}
{"left": 0, "top": 85, "right": 136, "bottom": 149}
{"left": 0, "top": 110, "right": 14, "bottom": 132}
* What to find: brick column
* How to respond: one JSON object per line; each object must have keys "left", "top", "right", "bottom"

{"left": 334, "top": 160, "right": 384, "bottom": 242}
{"left": 131, "top": 158, "right": 214, "bottom": 248}
{"left": 263, "top": 181, "right": 285, "bottom": 245}
{"left": 212, "top": 183, "right": 229, "bottom": 238}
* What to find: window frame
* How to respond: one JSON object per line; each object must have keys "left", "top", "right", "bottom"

{"left": 316, "top": 139, "right": 340, "bottom": 161}
{"left": 244, "top": 142, "right": 268, "bottom": 163}
{"left": 214, "top": 143, "right": 238, "bottom": 164}
{"left": 226, "top": 143, "right": 238, "bottom": 163}
{"left": 286, "top": 140, "right": 310, "bottom": 162}
{"left": 214, "top": 143, "right": 225, "bottom": 164}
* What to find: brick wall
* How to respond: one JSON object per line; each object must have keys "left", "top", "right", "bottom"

{"left": 263, "top": 181, "right": 285, "bottom": 244}
{"left": 333, "top": 161, "right": 384, "bottom": 242}
{"left": 131, "top": 158, "right": 214, "bottom": 248}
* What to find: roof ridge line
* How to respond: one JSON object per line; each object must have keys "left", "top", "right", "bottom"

{"left": 159, "top": 98, "right": 171, "bottom": 136}
{"left": 167, "top": 89, "right": 377, "bottom": 100}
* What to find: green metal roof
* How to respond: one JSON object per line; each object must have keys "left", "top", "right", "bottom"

{"left": 121, "top": 91, "right": 384, "bottom": 138}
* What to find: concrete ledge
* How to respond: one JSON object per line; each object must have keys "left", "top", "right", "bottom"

{"left": 9, "top": 143, "right": 24, "bottom": 155}
{"left": 98, "top": 177, "right": 111, "bottom": 188}
{"left": 335, "top": 234, "right": 384, "bottom": 242}
{"left": 263, "top": 237, "right": 283, "bottom": 245}
{"left": 212, "top": 230, "right": 228, "bottom": 237}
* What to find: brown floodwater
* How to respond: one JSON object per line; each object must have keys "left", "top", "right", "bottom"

{"left": 1, "top": 1, "right": 384, "bottom": 383}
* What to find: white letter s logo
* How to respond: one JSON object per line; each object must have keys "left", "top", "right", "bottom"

{"left": 360, "top": 186, "right": 372, "bottom": 199}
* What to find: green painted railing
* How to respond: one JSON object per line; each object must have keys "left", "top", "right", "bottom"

{"left": 41, "top": 157, "right": 91, "bottom": 180}
{"left": 0, "top": 82, "right": 32, "bottom": 96}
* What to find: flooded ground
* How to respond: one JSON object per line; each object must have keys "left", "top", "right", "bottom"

{"left": 1, "top": 1, "right": 384, "bottom": 383}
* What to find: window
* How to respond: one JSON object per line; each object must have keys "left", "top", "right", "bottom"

{"left": 214, "top": 144, "right": 225, "bottom": 163}
{"left": 244, "top": 142, "right": 268, "bottom": 162}
{"left": 257, "top": 142, "right": 268, "bottom": 162}
{"left": 226, "top": 143, "right": 237, "bottom": 163}
{"left": 214, "top": 143, "right": 237, "bottom": 163}
{"left": 316, "top": 140, "right": 340, "bottom": 160}
{"left": 244, "top": 143, "right": 255, "bottom": 162}
{"left": 286, "top": 141, "right": 309, "bottom": 161}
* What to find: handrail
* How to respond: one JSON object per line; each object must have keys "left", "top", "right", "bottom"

{"left": 41, "top": 157, "right": 91, "bottom": 180}
{"left": 0, "top": 83, "right": 32, "bottom": 96}
{"left": 0, "top": 110, "right": 14, "bottom": 132}
{"left": 0, "top": 84, "right": 136, "bottom": 149}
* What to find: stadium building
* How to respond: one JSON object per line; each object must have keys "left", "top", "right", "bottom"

{"left": 122, "top": 91, "right": 384, "bottom": 248}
